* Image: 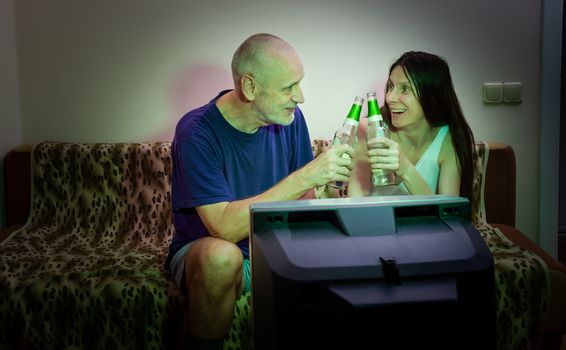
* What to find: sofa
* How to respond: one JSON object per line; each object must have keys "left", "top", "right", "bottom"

{"left": 1, "top": 140, "right": 565, "bottom": 350}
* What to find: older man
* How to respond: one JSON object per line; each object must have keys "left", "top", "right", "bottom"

{"left": 166, "top": 33, "right": 353, "bottom": 349}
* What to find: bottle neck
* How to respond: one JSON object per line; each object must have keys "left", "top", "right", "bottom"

{"left": 347, "top": 101, "right": 362, "bottom": 122}
{"left": 343, "top": 118, "right": 359, "bottom": 127}
{"left": 367, "top": 99, "right": 380, "bottom": 117}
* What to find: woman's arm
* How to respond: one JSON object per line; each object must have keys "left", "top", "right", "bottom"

{"left": 437, "top": 134, "right": 461, "bottom": 196}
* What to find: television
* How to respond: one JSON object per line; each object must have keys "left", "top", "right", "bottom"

{"left": 250, "top": 195, "right": 495, "bottom": 349}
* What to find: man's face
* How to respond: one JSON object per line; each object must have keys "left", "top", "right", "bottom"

{"left": 252, "top": 50, "right": 305, "bottom": 126}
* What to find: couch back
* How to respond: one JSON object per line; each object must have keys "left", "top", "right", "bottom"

{"left": 14, "top": 141, "right": 175, "bottom": 267}
{"left": 0, "top": 141, "right": 186, "bottom": 349}
{"left": 482, "top": 142, "right": 516, "bottom": 227}
{"left": 3, "top": 140, "right": 516, "bottom": 235}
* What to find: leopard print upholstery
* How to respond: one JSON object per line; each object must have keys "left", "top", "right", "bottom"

{"left": 0, "top": 141, "right": 250, "bottom": 350}
{"left": 223, "top": 293, "right": 252, "bottom": 350}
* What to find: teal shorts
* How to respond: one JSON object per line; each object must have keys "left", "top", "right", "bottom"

{"left": 169, "top": 241, "right": 251, "bottom": 293}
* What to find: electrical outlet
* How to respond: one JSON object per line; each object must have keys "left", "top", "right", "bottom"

{"left": 503, "top": 82, "right": 522, "bottom": 103}
{"left": 483, "top": 82, "right": 503, "bottom": 103}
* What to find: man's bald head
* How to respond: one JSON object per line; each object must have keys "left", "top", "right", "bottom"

{"left": 231, "top": 33, "right": 296, "bottom": 91}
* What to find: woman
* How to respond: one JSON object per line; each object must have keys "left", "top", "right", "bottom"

{"left": 349, "top": 51, "right": 475, "bottom": 203}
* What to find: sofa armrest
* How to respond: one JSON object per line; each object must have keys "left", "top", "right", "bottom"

{"left": 484, "top": 142, "right": 516, "bottom": 227}
{"left": 3, "top": 144, "right": 32, "bottom": 227}
{"left": 492, "top": 223, "right": 566, "bottom": 338}
{"left": 492, "top": 223, "right": 566, "bottom": 274}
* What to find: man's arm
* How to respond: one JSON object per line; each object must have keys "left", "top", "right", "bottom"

{"left": 196, "top": 144, "right": 354, "bottom": 243}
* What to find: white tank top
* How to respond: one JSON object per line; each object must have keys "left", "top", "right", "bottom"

{"left": 373, "top": 125, "right": 449, "bottom": 196}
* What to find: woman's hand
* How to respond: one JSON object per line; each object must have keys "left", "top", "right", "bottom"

{"left": 367, "top": 137, "right": 400, "bottom": 174}
{"left": 367, "top": 136, "right": 436, "bottom": 196}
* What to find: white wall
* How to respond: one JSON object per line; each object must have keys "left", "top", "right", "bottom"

{"left": 13, "top": 0, "right": 544, "bottom": 242}
{"left": 0, "top": 0, "right": 22, "bottom": 229}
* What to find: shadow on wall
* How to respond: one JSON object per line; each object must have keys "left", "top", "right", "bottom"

{"left": 150, "top": 63, "right": 233, "bottom": 142}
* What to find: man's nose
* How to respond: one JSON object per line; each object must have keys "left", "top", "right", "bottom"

{"left": 292, "top": 86, "right": 305, "bottom": 104}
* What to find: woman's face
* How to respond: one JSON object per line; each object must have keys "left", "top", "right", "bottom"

{"left": 385, "top": 65, "right": 426, "bottom": 130}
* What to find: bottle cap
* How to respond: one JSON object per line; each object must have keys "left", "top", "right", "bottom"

{"left": 354, "top": 96, "right": 364, "bottom": 105}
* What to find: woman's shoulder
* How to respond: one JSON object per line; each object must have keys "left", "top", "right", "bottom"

{"left": 438, "top": 126, "right": 456, "bottom": 163}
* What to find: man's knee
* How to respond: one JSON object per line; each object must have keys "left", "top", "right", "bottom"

{"left": 187, "top": 238, "right": 243, "bottom": 286}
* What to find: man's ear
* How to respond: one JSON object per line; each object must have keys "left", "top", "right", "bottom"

{"left": 241, "top": 74, "right": 257, "bottom": 101}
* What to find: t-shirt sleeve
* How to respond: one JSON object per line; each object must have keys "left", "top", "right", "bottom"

{"left": 173, "top": 133, "right": 233, "bottom": 210}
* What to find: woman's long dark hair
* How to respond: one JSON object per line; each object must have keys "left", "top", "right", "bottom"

{"left": 381, "top": 51, "right": 476, "bottom": 203}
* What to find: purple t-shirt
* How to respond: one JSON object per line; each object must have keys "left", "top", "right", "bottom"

{"left": 166, "top": 90, "right": 314, "bottom": 266}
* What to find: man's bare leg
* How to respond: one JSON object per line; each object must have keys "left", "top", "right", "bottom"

{"left": 184, "top": 237, "right": 244, "bottom": 345}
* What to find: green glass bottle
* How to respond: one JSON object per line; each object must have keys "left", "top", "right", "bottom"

{"left": 366, "top": 92, "right": 397, "bottom": 187}
{"left": 328, "top": 96, "right": 364, "bottom": 190}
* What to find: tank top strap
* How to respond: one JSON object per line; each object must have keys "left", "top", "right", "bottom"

{"left": 416, "top": 125, "right": 449, "bottom": 168}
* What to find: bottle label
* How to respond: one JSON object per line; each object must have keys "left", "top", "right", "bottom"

{"left": 367, "top": 115, "right": 383, "bottom": 122}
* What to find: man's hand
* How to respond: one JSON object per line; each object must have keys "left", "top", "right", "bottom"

{"left": 298, "top": 144, "right": 355, "bottom": 187}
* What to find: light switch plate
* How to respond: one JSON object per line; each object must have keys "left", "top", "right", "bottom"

{"left": 503, "top": 82, "right": 522, "bottom": 103}
{"left": 483, "top": 82, "right": 503, "bottom": 103}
